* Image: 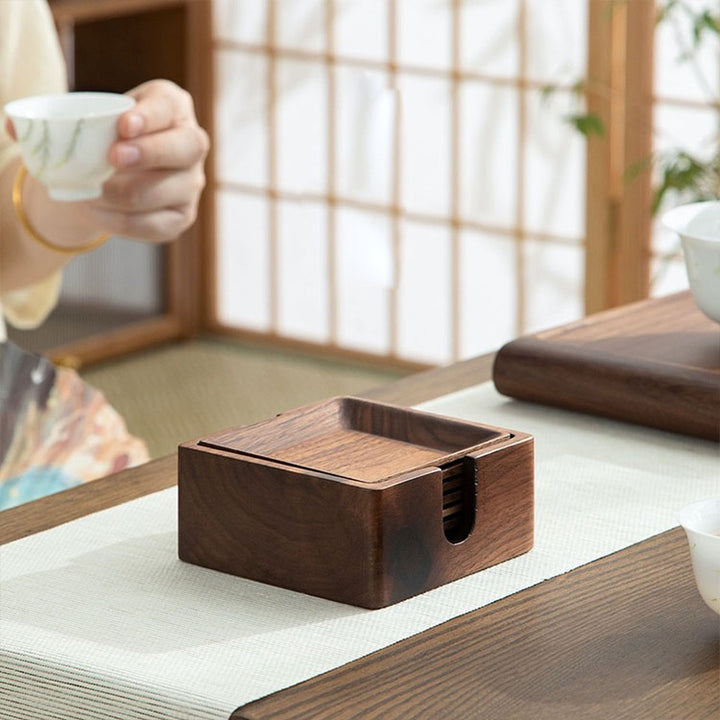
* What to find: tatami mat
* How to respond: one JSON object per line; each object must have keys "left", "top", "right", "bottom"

{"left": 80, "top": 338, "right": 406, "bottom": 459}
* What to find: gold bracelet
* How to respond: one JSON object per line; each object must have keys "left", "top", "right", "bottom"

{"left": 12, "top": 164, "right": 110, "bottom": 255}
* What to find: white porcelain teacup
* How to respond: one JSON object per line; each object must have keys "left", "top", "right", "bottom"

{"left": 3, "top": 92, "right": 135, "bottom": 201}
{"left": 662, "top": 201, "right": 720, "bottom": 323}
{"left": 676, "top": 497, "right": 720, "bottom": 615}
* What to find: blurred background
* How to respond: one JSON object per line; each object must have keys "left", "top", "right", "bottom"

{"left": 8, "top": 0, "right": 719, "bottom": 456}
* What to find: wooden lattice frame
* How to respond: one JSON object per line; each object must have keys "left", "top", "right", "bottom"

{"left": 213, "top": 0, "right": 706, "bottom": 364}
{"left": 211, "top": 0, "right": 588, "bottom": 367}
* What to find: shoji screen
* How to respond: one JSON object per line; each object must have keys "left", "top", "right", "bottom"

{"left": 212, "top": 0, "right": 587, "bottom": 366}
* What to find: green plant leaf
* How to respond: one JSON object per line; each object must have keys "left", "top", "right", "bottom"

{"left": 570, "top": 79, "right": 586, "bottom": 96}
{"left": 624, "top": 154, "right": 654, "bottom": 184}
{"left": 693, "top": 10, "right": 720, "bottom": 46}
{"left": 540, "top": 83, "right": 557, "bottom": 105}
{"left": 656, "top": 0, "right": 679, "bottom": 25}
{"left": 565, "top": 113, "right": 605, "bottom": 138}
{"left": 652, "top": 150, "right": 719, "bottom": 215}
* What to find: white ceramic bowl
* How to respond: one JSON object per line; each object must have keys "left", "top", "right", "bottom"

{"left": 662, "top": 201, "right": 720, "bottom": 324}
{"left": 676, "top": 497, "right": 720, "bottom": 615}
{"left": 4, "top": 92, "right": 135, "bottom": 201}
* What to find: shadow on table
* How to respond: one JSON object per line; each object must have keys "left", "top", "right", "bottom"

{"left": 1, "top": 531, "right": 365, "bottom": 653}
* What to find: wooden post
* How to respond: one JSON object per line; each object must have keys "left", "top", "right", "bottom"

{"left": 585, "top": 0, "right": 655, "bottom": 313}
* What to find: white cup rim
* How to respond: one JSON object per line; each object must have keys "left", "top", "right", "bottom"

{"left": 662, "top": 201, "right": 720, "bottom": 244}
{"left": 4, "top": 92, "right": 135, "bottom": 121}
{"left": 676, "top": 497, "right": 720, "bottom": 539}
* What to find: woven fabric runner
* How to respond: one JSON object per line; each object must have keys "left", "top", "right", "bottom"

{"left": 1, "top": 383, "right": 717, "bottom": 719}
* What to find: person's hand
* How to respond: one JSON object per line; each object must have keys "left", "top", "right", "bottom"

{"left": 88, "top": 79, "right": 210, "bottom": 242}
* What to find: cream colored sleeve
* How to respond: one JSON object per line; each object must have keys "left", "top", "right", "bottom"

{"left": 0, "top": 0, "right": 68, "bottom": 332}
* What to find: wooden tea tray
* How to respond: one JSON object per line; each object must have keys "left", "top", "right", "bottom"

{"left": 178, "top": 397, "right": 534, "bottom": 608}
{"left": 493, "top": 292, "right": 719, "bottom": 440}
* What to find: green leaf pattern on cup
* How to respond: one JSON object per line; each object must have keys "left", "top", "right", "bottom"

{"left": 17, "top": 119, "right": 33, "bottom": 143}
{"left": 30, "top": 121, "right": 50, "bottom": 176}
{"left": 20, "top": 118, "right": 85, "bottom": 177}
{"left": 55, "top": 119, "right": 84, "bottom": 169}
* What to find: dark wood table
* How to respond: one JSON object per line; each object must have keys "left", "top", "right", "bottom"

{"left": 2, "top": 353, "right": 717, "bottom": 719}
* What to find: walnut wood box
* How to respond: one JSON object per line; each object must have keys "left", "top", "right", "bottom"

{"left": 178, "top": 397, "right": 534, "bottom": 608}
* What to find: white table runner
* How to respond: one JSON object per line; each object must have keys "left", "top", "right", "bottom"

{"left": 1, "top": 383, "right": 718, "bottom": 720}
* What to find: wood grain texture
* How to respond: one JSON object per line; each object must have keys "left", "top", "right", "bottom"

{"left": 585, "top": 0, "right": 655, "bottom": 312}
{"left": 199, "top": 397, "right": 508, "bottom": 482}
{"left": 233, "top": 527, "right": 719, "bottom": 720}
{"left": 617, "top": 0, "right": 654, "bottom": 305}
{"left": 178, "top": 398, "right": 533, "bottom": 607}
{"left": 493, "top": 292, "right": 720, "bottom": 440}
{"left": 585, "top": 0, "right": 613, "bottom": 314}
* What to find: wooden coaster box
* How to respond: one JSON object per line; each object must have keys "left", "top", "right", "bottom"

{"left": 178, "top": 397, "right": 534, "bottom": 608}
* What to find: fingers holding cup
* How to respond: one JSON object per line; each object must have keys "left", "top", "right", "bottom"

{"left": 95, "top": 166, "right": 206, "bottom": 215}
{"left": 99, "top": 79, "right": 209, "bottom": 241}
{"left": 110, "top": 123, "right": 210, "bottom": 172}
